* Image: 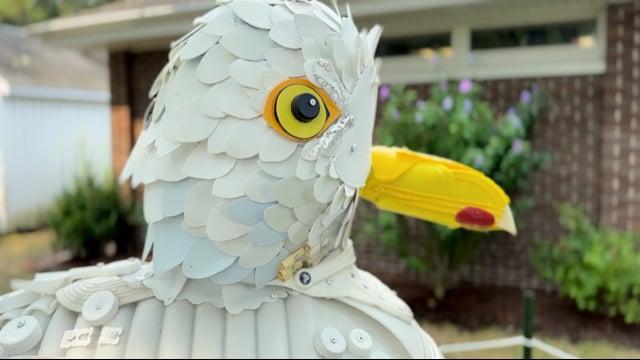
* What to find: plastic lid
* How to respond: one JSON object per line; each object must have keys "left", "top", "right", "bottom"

{"left": 0, "top": 316, "right": 42, "bottom": 355}
{"left": 82, "top": 291, "right": 119, "bottom": 326}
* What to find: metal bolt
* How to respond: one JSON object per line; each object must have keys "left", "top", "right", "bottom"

{"left": 350, "top": 144, "right": 357, "bottom": 152}
{"left": 16, "top": 320, "right": 25, "bottom": 329}
{"left": 299, "top": 271, "right": 312, "bottom": 286}
{"left": 95, "top": 303, "right": 103, "bottom": 311}
{"left": 330, "top": 337, "right": 337, "bottom": 344}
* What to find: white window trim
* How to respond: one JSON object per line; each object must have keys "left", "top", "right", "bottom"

{"left": 375, "top": 1, "right": 608, "bottom": 84}
{"left": 1, "top": 85, "right": 110, "bottom": 103}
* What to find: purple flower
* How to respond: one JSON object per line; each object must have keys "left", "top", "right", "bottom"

{"left": 414, "top": 112, "right": 424, "bottom": 124}
{"left": 463, "top": 99, "right": 473, "bottom": 115}
{"left": 459, "top": 79, "right": 473, "bottom": 94}
{"left": 473, "top": 153, "right": 485, "bottom": 168}
{"left": 439, "top": 80, "right": 448, "bottom": 91}
{"left": 520, "top": 90, "right": 532, "bottom": 104}
{"left": 416, "top": 99, "right": 426, "bottom": 110}
{"left": 511, "top": 139, "right": 525, "bottom": 155}
{"left": 442, "top": 96, "right": 453, "bottom": 111}
{"left": 391, "top": 109, "right": 401, "bottom": 121}
{"left": 507, "top": 108, "right": 523, "bottom": 130}
{"left": 379, "top": 85, "right": 391, "bottom": 101}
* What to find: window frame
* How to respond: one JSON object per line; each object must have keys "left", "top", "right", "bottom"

{"left": 369, "top": 1, "right": 608, "bottom": 84}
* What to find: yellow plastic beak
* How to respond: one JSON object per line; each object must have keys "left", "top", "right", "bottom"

{"left": 360, "top": 146, "right": 517, "bottom": 235}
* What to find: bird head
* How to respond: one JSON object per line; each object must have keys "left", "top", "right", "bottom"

{"left": 120, "top": 0, "right": 514, "bottom": 289}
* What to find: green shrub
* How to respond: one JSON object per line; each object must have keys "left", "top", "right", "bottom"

{"left": 361, "top": 81, "right": 548, "bottom": 297}
{"left": 532, "top": 205, "right": 640, "bottom": 324}
{"left": 47, "top": 174, "right": 141, "bottom": 260}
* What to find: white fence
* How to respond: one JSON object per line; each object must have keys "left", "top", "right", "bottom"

{"left": 0, "top": 90, "right": 111, "bottom": 232}
{"left": 440, "top": 336, "right": 579, "bottom": 359}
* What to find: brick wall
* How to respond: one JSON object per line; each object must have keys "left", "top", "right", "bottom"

{"left": 109, "top": 51, "right": 168, "bottom": 177}
{"left": 355, "top": 75, "right": 605, "bottom": 289}
{"left": 461, "top": 76, "right": 604, "bottom": 288}
{"left": 600, "top": 2, "right": 640, "bottom": 231}
{"left": 108, "top": 1, "right": 640, "bottom": 290}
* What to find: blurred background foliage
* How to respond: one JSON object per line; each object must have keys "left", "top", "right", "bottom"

{"left": 362, "top": 80, "right": 549, "bottom": 298}
{"left": 47, "top": 172, "right": 141, "bottom": 260}
{"left": 533, "top": 204, "right": 640, "bottom": 324}
{"left": 0, "top": 0, "right": 113, "bottom": 25}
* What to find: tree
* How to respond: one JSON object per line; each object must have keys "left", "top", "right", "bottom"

{"left": 0, "top": 0, "right": 114, "bottom": 25}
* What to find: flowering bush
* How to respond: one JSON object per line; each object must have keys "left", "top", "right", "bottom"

{"left": 532, "top": 205, "right": 640, "bottom": 324}
{"left": 362, "top": 80, "right": 548, "bottom": 297}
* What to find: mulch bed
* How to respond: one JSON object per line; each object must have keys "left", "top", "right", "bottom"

{"left": 386, "top": 280, "right": 640, "bottom": 348}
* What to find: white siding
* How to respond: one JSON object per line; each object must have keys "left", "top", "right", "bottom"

{"left": 0, "top": 94, "right": 111, "bottom": 232}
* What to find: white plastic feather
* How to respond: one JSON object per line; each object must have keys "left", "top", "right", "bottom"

{"left": 230, "top": 0, "right": 272, "bottom": 30}
{"left": 220, "top": 25, "right": 275, "bottom": 61}
{"left": 197, "top": 45, "right": 236, "bottom": 84}
{"left": 229, "top": 59, "right": 269, "bottom": 89}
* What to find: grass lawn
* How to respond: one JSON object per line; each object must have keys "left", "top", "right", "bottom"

{"left": 0, "top": 229, "right": 56, "bottom": 293}
{"left": 424, "top": 321, "right": 640, "bottom": 359}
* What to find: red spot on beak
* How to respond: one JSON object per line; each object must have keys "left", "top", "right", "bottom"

{"left": 456, "top": 207, "right": 495, "bottom": 227}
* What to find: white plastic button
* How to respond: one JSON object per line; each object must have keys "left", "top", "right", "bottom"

{"left": 348, "top": 328, "right": 373, "bottom": 356}
{"left": 82, "top": 291, "right": 119, "bottom": 326}
{"left": 0, "top": 291, "right": 39, "bottom": 314}
{"left": 314, "top": 327, "right": 346, "bottom": 359}
{"left": 0, "top": 316, "right": 42, "bottom": 355}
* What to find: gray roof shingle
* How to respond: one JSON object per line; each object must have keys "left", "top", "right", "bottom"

{"left": 0, "top": 24, "right": 107, "bottom": 90}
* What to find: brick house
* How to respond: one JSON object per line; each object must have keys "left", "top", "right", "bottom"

{"left": 30, "top": 0, "right": 640, "bottom": 289}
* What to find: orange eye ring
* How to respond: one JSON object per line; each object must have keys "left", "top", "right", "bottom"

{"left": 263, "top": 78, "right": 342, "bottom": 141}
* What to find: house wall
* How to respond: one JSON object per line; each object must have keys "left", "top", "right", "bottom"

{"left": 0, "top": 94, "right": 111, "bottom": 232}
{"left": 356, "top": 75, "right": 605, "bottom": 289}
{"left": 107, "top": 1, "right": 640, "bottom": 290}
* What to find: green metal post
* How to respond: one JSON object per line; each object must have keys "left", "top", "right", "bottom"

{"left": 523, "top": 290, "right": 535, "bottom": 359}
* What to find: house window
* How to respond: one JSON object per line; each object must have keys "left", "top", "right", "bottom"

{"left": 471, "top": 20, "right": 597, "bottom": 50}
{"left": 376, "top": 33, "right": 452, "bottom": 59}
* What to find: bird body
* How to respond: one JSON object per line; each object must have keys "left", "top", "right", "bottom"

{"left": 0, "top": 0, "right": 514, "bottom": 358}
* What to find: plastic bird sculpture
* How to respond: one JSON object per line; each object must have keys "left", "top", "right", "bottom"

{"left": 0, "top": 0, "right": 515, "bottom": 358}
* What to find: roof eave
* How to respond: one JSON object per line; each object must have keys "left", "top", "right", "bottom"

{"left": 28, "top": 1, "right": 213, "bottom": 49}
{"left": 28, "top": 0, "right": 490, "bottom": 49}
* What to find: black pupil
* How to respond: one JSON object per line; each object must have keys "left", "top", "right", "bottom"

{"left": 291, "top": 93, "right": 320, "bottom": 122}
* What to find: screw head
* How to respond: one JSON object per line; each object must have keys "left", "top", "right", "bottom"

{"left": 299, "top": 271, "right": 312, "bottom": 286}
{"left": 16, "top": 320, "right": 25, "bottom": 329}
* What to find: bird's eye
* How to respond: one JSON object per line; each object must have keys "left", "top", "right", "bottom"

{"left": 263, "top": 79, "right": 341, "bottom": 140}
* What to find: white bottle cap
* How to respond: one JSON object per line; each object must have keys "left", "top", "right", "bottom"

{"left": 0, "top": 316, "right": 42, "bottom": 355}
{"left": 314, "top": 327, "right": 346, "bottom": 359}
{"left": 348, "top": 328, "right": 373, "bottom": 356}
{"left": 82, "top": 291, "right": 119, "bottom": 326}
